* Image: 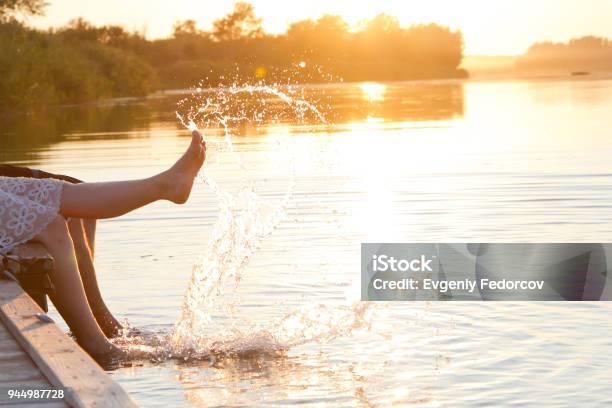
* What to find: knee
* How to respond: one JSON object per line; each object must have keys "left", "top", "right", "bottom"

{"left": 38, "top": 216, "right": 72, "bottom": 247}
{"left": 67, "top": 217, "right": 84, "bottom": 234}
{"left": 82, "top": 218, "right": 96, "bottom": 229}
{"left": 67, "top": 218, "right": 89, "bottom": 247}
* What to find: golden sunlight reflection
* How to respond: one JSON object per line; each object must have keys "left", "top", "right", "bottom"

{"left": 358, "top": 174, "right": 395, "bottom": 241}
{"left": 365, "top": 115, "right": 384, "bottom": 123}
{"left": 175, "top": 352, "right": 376, "bottom": 407}
{"left": 18, "top": 75, "right": 612, "bottom": 408}
{"left": 360, "top": 82, "right": 386, "bottom": 102}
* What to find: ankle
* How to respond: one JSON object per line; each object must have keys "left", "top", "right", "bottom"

{"left": 81, "top": 339, "right": 115, "bottom": 356}
{"left": 152, "top": 172, "right": 172, "bottom": 201}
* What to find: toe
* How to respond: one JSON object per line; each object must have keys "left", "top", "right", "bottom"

{"left": 192, "top": 130, "right": 203, "bottom": 143}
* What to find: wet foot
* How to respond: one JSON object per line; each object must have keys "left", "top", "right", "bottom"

{"left": 159, "top": 130, "right": 206, "bottom": 204}
{"left": 89, "top": 343, "right": 131, "bottom": 369}
{"left": 85, "top": 340, "right": 127, "bottom": 362}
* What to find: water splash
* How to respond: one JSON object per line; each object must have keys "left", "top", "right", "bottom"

{"left": 119, "top": 79, "right": 373, "bottom": 361}
{"left": 169, "top": 182, "right": 292, "bottom": 357}
{"left": 184, "top": 301, "right": 373, "bottom": 359}
{"left": 115, "top": 300, "right": 373, "bottom": 363}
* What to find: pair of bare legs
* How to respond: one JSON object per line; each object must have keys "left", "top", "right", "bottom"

{"left": 67, "top": 217, "right": 123, "bottom": 338}
{"left": 33, "top": 131, "right": 205, "bottom": 358}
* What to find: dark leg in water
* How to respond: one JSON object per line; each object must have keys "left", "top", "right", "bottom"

{"left": 68, "top": 218, "right": 122, "bottom": 338}
{"left": 35, "top": 216, "right": 119, "bottom": 357}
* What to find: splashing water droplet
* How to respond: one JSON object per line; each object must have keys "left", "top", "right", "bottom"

{"left": 121, "top": 77, "right": 375, "bottom": 361}
{"left": 187, "top": 120, "right": 198, "bottom": 132}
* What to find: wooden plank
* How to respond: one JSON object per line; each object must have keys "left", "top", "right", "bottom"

{"left": 0, "top": 358, "right": 50, "bottom": 382}
{"left": 0, "top": 322, "right": 63, "bottom": 406}
{"left": 1, "top": 400, "right": 67, "bottom": 407}
{"left": 0, "top": 334, "right": 21, "bottom": 345}
{"left": 4, "top": 243, "right": 54, "bottom": 312}
{"left": 0, "top": 278, "right": 138, "bottom": 408}
{"left": 0, "top": 368, "right": 48, "bottom": 383}
{"left": 0, "top": 340, "right": 28, "bottom": 356}
{"left": 0, "top": 325, "right": 18, "bottom": 342}
{"left": 0, "top": 324, "right": 50, "bottom": 385}
{"left": 0, "top": 343, "right": 23, "bottom": 355}
{"left": 7, "top": 243, "right": 54, "bottom": 263}
{"left": 10, "top": 243, "right": 53, "bottom": 257}
{"left": 0, "top": 377, "right": 52, "bottom": 388}
{"left": 0, "top": 385, "right": 68, "bottom": 407}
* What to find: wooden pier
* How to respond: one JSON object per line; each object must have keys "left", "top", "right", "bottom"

{"left": 0, "top": 244, "right": 138, "bottom": 407}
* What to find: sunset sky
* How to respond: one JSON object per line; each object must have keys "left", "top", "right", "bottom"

{"left": 29, "top": 0, "right": 612, "bottom": 55}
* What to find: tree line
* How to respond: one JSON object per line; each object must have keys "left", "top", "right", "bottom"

{"left": 0, "top": 1, "right": 466, "bottom": 112}
{"left": 517, "top": 36, "right": 612, "bottom": 73}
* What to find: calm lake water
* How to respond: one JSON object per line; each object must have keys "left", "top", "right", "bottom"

{"left": 2, "top": 78, "right": 612, "bottom": 407}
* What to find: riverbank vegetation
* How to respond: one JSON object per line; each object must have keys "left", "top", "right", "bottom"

{"left": 516, "top": 36, "right": 612, "bottom": 74}
{"left": 0, "top": 20, "right": 158, "bottom": 111}
{"left": 1, "top": 0, "right": 158, "bottom": 111}
{"left": 465, "top": 36, "right": 612, "bottom": 78}
{"left": 1, "top": 1, "right": 466, "bottom": 112}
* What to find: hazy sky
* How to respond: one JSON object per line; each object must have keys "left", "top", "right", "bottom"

{"left": 29, "top": 0, "right": 612, "bottom": 55}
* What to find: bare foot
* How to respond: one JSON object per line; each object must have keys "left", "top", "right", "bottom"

{"left": 83, "top": 339, "right": 126, "bottom": 360}
{"left": 89, "top": 343, "right": 130, "bottom": 368}
{"left": 159, "top": 130, "right": 206, "bottom": 204}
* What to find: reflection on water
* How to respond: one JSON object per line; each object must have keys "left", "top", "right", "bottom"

{"left": 175, "top": 352, "right": 378, "bottom": 407}
{"left": 360, "top": 82, "right": 386, "bottom": 101}
{"left": 2, "top": 79, "right": 612, "bottom": 407}
{"left": 0, "top": 98, "right": 172, "bottom": 161}
{"left": 1, "top": 81, "right": 464, "bottom": 161}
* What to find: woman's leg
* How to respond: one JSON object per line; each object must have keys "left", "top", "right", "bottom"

{"left": 60, "top": 131, "right": 205, "bottom": 219}
{"left": 83, "top": 218, "right": 97, "bottom": 257}
{"left": 68, "top": 218, "right": 122, "bottom": 338}
{"left": 35, "top": 216, "right": 119, "bottom": 357}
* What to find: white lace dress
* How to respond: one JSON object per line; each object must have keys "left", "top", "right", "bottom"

{"left": 0, "top": 177, "right": 65, "bottom": 254}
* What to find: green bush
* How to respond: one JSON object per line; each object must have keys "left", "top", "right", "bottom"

{"left": 0, "top": 5, "right": 467, "bottom": 112}
{"left": 0, "top": 20, "right": 157, "bottom": 112}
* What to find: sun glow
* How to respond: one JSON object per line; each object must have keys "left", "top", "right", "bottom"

{"left": 360, "top": 82, "right": 386, "bottom": 102}
{"left": 28, "top": 0, "right": 612, "bottom": 55}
